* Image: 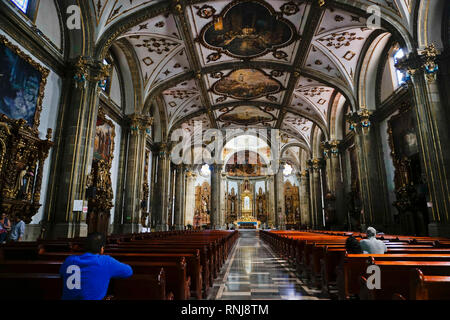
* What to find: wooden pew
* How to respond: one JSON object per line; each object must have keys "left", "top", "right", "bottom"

{"left": 36, "top": 252, "right": 191, "bottom": 300}
{"left": 0, "top": 260, "right": 176, "bottom": 300}
{"left": 409, "top": 268, "right": 450, "bottom": 300}
{"left": 359, "top": 260, "right": 450, "bottom": 300}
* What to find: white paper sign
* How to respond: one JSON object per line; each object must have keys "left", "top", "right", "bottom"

{"left": 73, "top": 200, "right": 84, "bottom": 212}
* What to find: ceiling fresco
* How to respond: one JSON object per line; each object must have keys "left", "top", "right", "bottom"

{"left": 93, "top": 0, "right": 411, "bottom": 151}
{"left": 211, "top": 69, "right": 284, "bottom": 100}
{"left": 217, "top": 106, "right": 276, "bottom": 126}
{"left": 198, "top": 1, "right": 297, "bottom": 59}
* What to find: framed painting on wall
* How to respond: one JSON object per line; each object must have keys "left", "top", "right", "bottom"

{"left": 93, "top": 109, "right": 116, "bottom": 164}
{"left": 0, "top": 35, "right": 49, "bottom": 129}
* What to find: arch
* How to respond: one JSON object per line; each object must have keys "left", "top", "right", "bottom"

{"left": 416, "top": 0, "right": 447, "bottom": 50}
{"left": 357, "top": 32, "right": 393, "bottom": 110}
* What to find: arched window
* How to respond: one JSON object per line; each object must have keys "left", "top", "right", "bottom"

{"left": 10, "top": 0, "right": 38, "bottom": 20}
{"left": 11, "top": 0, "right": 28, "bottom": 13}
{"left": 393, "top": 48, "right": 406, "bottom": 86}
{"left": 200, "top": 164, "right": 211, "bottom": 177}
{"left": 283, "top": 163, "right": 293, "bottom": 176}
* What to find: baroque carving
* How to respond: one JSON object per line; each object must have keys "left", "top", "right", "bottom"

{"left": 0, "top": 116, "right": 53, "bottom": 223}
{"left": 86, "top": 108, "right": 115, "bottom": 235}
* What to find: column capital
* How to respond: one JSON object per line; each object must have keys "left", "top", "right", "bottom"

{"left": 307, "top": 158, "right": 325, "bottom": 171}
{"left": 70, "top": 56, "right": 112, "bottom": 90}
{"left": 321, "top": 140, "right": 342, "bottom": 158}
{"left": 128, "top": 114, "right": 154, "bottom": 136}
{"left": 395, "top": 44, "right": 440, "bottom": 82}
{"left": 346, "top": 108, "right": 372, "bottom": 134}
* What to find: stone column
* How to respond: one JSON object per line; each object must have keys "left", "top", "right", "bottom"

{"left": 299, "top": 170, "right": 311, "bottom": 228}
{"left": 267, "top": 175, "right": 276, "bottom": 227}
{"left": 119, "top": 114, "right": 153, "bottom": 234}
{"left": 308, "top": 159, "right": 325, "bottom": 230}
{"left": 397, "top": 45, "right": 450, "bottom": 236}
{"left": 275, "top": 166, "right": 285, "bottom": 230}
{"left": 347, "top": 109, "right": 391, "bottom": 231}
{"left": 47, "top": 57, "right": 110, "bottom": 239}
{"left": 184, "top": 170, "right": 196, "bottom": 226}
{"left": 174, "top": 164, "right": 185, "bottom": 230}
{"left": 219, "top": 172, "right": 227, "bottom": 229}
{"left": 322, "top": 140, "right": 346, "bottom": 229}
{"left": 210, "top": 164, "right": 222, "bottom": 229}
{"left": 152, "top": 143, "right": 170, "bottom": 231}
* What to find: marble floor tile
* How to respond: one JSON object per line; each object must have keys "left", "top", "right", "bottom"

{"left": 207, "top": 230, "right": 330, "bottom": 301}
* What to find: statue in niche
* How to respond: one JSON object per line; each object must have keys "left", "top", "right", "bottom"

{"left": 257, "top": 187, "right": 264, "bottom": 215}
{"left": 243, "top": 179, "right": 250, "bottom": 191}
{"left": 230, "top": 188, "right": 236, "bottom": 213}
{"left": 15, "top": 166, "right": 33, "bottom": 199}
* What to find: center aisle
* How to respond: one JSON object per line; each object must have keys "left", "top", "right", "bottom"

{"left": 207, "top": 230, "right": 329, "bottom": 300}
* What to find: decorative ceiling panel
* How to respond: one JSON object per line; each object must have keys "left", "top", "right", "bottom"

{"left": 126, "top": 33, "right": 191, "bottom": 98}
{"left": 205, "top": 68, "right": 287, "bottom": 105}
{"left": 215, "top": 105, "right": 278, "bottom": 128}
{"left": 313, "top": 26, "right": 375, "bottom": 85}
{"left": 304, "top": 45, "right": 346, "bottom": 82}
{"left": 283, "top": 113, "right": 314, "bottom": 143}
{"left": 187, "top": 0, "right": 305, "bottom": 67}
{"left": 94, "top": 0, "right": 164, "bottom": 41}
{"left": 315, "top": 7, "right": 368, "bottom": 36}
{"left": 180, "top": 113, "right": 211, "bottom": 134}
{"left": 292, "top": 85, "right": 334, "bottom": 124}
{"left": 162, "top": 79, "right": 203, "bottom": 129}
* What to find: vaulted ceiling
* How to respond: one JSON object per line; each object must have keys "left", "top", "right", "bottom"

{"left": 90, "top": 0, "right": 414, "bottom": 150}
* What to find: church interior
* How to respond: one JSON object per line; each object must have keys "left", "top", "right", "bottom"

{"left": 0, "top": 0, "right": 450, "bottom": 302}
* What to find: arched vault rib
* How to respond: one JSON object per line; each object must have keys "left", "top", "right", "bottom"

{"left": 142, "top": 63, "right": 357, "bottom": 116}
{"left": 168, "top": 100, "right": 328, "bottom": 141}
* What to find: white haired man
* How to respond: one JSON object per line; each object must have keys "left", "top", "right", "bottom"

{"left": 360, "top": 227, "right": 387, "bottom": 254}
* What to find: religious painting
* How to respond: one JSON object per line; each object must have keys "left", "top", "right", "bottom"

{"left": 226, "top": 150, "right": 266, "bottom": 177}
{"left": 218, "top": 106, "right": 275, "bottom": 126}
{"left": 0, "top": 35, "right": 49, "bottom": 129}
{"left": 93, "top": 109, "right": 115, "bottom": 164}
{"left": 199, "top": 0, "right": 296, "bottom": 59}
{"left": 388, "top": 105, "right": 419, "bottom": 159}
{"left": 212, "top": 69, "right": 282, "bottom": 100}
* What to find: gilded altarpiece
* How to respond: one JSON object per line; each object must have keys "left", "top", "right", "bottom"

{"left": 255, "top": 187, "right": 267, "bottom": 223}
{"left": 0, "top": 36, "right": 53, "bottom": 223}
{"left": 194, "top": 182, "right": 210, "bottom": 227}
{"left": 86, "top": 108, "right": 115, "bottom": 235}
{"left": 284, "top": 181, "right": 300, "bottom": 226}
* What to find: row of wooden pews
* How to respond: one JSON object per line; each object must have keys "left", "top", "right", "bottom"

{"left": 0, "top": 230, "right": 238, "bottom": 300}
{"left": 260, "top": 230, "right": 450, "bottom": 300}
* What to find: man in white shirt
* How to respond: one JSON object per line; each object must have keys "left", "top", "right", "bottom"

{"left": 360, "top": 227, "right": 387, "bottom": 254}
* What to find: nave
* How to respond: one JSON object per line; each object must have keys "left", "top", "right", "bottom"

{"left": 208, "top": 230, "right": 327, "bottom": 300}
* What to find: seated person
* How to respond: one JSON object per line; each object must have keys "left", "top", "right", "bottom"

{"left": 360, "top": 227, "right": 387, "bottom": 254}
{"left": 345, "top": 235, "right": 363, "bottom": 254}
{"left": 8, "top": 216, "right": 25, "bottom": 242}
{"left": 59, "top": 232, "right": 133, "bottom": 300}
{"left": 0, "top": 213, "right": 11, "bottom": 243}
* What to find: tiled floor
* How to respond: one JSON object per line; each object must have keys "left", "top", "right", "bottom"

{"left": 207, "top": 230, "right": 330, "bottom": 300}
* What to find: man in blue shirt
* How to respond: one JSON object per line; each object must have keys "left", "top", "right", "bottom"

{"left": 59, "top": 232, "right": 133, "bottom": 300}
